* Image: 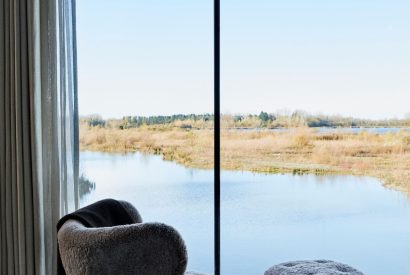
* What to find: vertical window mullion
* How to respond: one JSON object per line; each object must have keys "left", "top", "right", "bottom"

{"left": 214, "top": 0, "right": 221, "bottom": 274}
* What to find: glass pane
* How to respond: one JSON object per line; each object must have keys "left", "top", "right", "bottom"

{"left": 77, "top": 1, "right": 213, "bottom": 273}
{"left": 222, "top": 1, "right": 410, "bottom": 274}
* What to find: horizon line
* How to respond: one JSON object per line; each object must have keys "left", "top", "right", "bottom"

{"left": 79, "top": 111, "right": 410, "bottom": 121}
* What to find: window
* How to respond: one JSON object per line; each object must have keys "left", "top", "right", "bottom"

{"left": 222, "top": 1, "right": 410, "bottom": 274}
{"left": 77, "top": 1, "right": 410, "bottom": 274}
{"left": 77, "top": 1, "right": 214, "bottom": 273}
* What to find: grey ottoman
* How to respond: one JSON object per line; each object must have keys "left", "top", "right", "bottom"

{"left": 265, "top": 260, "right": 364, "bottom": 275}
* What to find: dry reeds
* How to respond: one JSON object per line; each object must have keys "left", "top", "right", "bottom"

{"left": 80, "top": 124, "right": 410, "bottom": 195}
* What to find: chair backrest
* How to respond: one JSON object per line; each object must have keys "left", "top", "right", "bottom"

{"left": 117, "top": 200, "right": 143, "bottom": 223}
{"left": 58, "top": 201, "right": 187, "bottom": 275}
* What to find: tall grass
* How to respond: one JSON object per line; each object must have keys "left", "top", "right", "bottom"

{"left": 80, "top": 124, "right": 410, "bottom": 195}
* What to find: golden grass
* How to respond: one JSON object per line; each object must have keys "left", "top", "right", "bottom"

{"left": 80, "top": 124, "right": 410, "bottom": 195}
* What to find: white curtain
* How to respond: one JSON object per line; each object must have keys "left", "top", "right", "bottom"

{"left": 0, "top": 0, "right": 79, "bottom": 274}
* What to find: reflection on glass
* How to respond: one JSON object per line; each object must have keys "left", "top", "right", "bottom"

{"left": 78, "top": 174, "right": 96, "bottom": 199}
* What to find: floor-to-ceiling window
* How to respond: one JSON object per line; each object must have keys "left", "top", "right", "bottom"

{"left": 221, "top": 1, "right": 410, "bottom": 274}
{"left": 76, "top": 1, "right": 410, "bottom": 274}
{"left": 77, "top": 1, "right": 214, "bottom": 273}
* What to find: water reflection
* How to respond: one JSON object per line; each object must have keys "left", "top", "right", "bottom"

{"left": 79, "top": 174, "right": 96, "bottom": 198}
{"left": 80, "top": 151, "right": 410, "bottom": 275}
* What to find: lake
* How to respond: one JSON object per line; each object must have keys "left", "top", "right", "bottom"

{"left": 231, "top": 127, "right": 410, "bottom": 134}
{"left": 80, "top": 151, "right": 410, "bottom": 275}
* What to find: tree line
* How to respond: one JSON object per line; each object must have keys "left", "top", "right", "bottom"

{"left": 81, "top": 111, "right": 410, "bottom": 129}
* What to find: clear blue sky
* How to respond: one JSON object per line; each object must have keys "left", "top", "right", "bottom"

{"left": 77, "top": 0, "right": 410, "bottom": 119}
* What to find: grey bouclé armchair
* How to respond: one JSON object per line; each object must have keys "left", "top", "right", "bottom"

{"left": 57, "top": 200, "right": 188, "bottom": 275}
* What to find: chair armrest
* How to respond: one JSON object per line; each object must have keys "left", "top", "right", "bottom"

{"left": 58, "top": 220, "right": 187, "bottom": 275}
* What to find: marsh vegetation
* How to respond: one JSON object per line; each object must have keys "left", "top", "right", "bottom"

{"left": 80, "top": 114, "right": 410, "bottom": 195}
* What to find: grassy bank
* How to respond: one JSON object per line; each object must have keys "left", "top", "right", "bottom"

{"left": 80, "top": 124, "right": 410, "bottom": 195}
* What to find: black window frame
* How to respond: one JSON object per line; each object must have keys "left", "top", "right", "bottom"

{"left": 213, "top": 0, "right": 221, "bottom": 274}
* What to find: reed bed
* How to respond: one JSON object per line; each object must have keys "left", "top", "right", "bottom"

{"left": 80, "top": 124, "right": 410, "bottom": 195}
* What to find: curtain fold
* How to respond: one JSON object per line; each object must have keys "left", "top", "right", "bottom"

{"left": 1, "top": 0, "right": 79, "bottom": 274}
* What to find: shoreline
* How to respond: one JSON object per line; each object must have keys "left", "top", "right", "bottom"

{"left": 80, "top": 126, "right": 410, "bottom": 196}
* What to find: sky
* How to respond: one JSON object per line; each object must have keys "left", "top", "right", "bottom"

{"left": 77, "top": 0, "right": 410, "bottom": 120}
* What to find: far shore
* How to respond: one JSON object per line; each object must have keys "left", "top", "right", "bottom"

{"left": 80, "top": 123, "right": 410, "bottom": 196}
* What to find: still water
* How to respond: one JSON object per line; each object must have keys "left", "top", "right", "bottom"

{"left": 80, "top": 151, "right": 410, "bottom": 275}
{"left": 234, "top": 127, "right": 410, "bottom": 134}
